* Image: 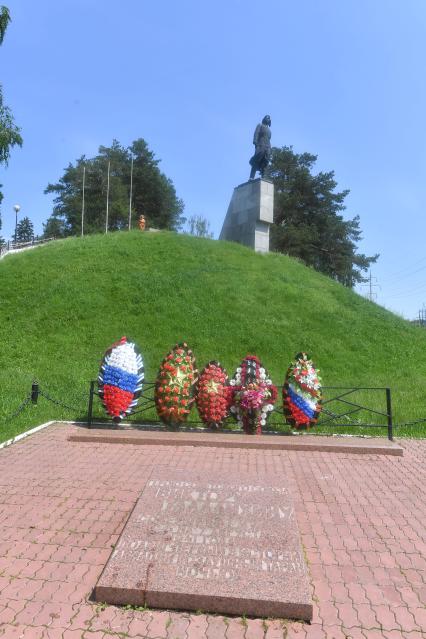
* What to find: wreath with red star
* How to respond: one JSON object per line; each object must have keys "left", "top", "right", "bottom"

{"left": 154, "top": 342, "right": 198, "bottom": 425}
{"left": 196, "top": 361, "right": 230, "bottom": 428}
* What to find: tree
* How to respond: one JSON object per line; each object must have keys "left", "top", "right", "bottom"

{"left": 129, "top": 138, "right": 185, "bottom": 231}
{"left": 0, "top": 185, "right": 3, "bottom": 245}
{"left": 0, "top": 7, "right": 23, "bottom": 237}
{"left": 42, "top": 214, "right": 68, "bottom": 239}
{"left": 0, "top": 86, "right": 21, "bottom": 166}
{"left": 269, "top": 146, "right": 378, "bottom": 286}
{"left": 0, "top": 6, "right": 22, "bottom": 164}
{"left": 186, "top": 215, "right": 213, "bottom": 238}
{"left": 0, "top": 5, "right": 10, "bottom": 44}
{"left": 43, "top": 139, "right": 185, "bottom": 236}
{"left": 15, "top": 216, "right": 34, "bottom": 243}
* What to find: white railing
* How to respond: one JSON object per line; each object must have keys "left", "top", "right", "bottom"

{"left": 0, "top": 236, "right": 55, "bottom": 260}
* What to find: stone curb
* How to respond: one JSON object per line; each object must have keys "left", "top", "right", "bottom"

{"left": 0, "top": 419, "right": 56, "bottom": 451}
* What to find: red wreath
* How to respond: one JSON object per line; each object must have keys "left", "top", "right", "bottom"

{"left": 196, "top": 361, "right": 231, "bottom": 427}
{"left": 154, "top": 342, "right": 198, "bottom": 424}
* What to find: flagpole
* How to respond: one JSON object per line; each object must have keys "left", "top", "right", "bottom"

{"left": 81, "top": 165, "right": 86, "bottom": 237}
{"left": 105, "top": 160, "right": 110, "bottom": 234}
{"left": 128, "top": 155, "right": 133, "bottom": 230}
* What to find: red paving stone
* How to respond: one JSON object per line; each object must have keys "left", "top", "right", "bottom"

{"left": 0, "top": 423, "right": 424, "bottom": 639}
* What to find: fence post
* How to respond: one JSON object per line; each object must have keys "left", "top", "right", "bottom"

{"left": 87, "top": 381, "right": 95, "bottom": 428}
{"left": 386, "top": 388, "right": 393, "bottom": 441}
{"left": 31, "top": 381, "right": 39, "bottom": 404}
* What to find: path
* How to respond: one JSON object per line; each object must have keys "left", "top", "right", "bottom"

{"left": 0, "top": 423, "right": 424, "bottom": 638}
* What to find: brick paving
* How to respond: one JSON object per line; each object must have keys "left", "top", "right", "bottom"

{"left": 0, "top": 423, "right": 424, "bottom": 639}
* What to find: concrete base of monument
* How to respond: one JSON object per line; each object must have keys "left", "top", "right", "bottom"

{"left": 219, "top": 178, "right": 274, "bottom": 253}
{"left": 94, "top": 469, "right": 313, "bottom": 621}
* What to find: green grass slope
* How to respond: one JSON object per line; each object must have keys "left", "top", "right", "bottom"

{"left": 1, "top": 230, "right": 425, "bottom": 441}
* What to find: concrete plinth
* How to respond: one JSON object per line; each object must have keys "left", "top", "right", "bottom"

{"left": 94, "top": 469, "right": 312, "bottom": 620}
{"left": 219, "top": 179, "right": 274, "bottom": 253}
{"left": 69, "top": 429, "right": 403, "bottom": 456}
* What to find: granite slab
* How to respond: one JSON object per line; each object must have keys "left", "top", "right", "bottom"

{"left": 94, "top": 469, "right": 312, "bottom": 620}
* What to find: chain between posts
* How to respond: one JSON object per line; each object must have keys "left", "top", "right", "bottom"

{"left": 0, "top": 395, "right": 32, "bottom": 423}
{"left": 38, "top": 389, "right": 83, "bottom": 412}
{"left": 30, "top": 381, "right": 85, "bottom": 413}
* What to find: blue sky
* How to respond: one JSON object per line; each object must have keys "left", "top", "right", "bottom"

{"left": 1, "top": 0, "right": 426, "bottom": 320}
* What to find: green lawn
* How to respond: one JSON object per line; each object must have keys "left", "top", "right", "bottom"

{"left": 1, "top": 230, "right": 425, "bottom": 441}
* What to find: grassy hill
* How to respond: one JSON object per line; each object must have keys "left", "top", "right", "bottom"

{"left": 1, "top": 230, "right": 425, "bottom": 441}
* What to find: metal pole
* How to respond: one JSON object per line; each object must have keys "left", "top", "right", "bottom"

{"left": 81, "top": 165, "right": 86, "bottom": 237}
{"left": 105, "top": 160, "right": 110, "bottom": 234}
{"left": 386, "top": 388, "right": 393, "bottom": 441}
{"left": 13, "top": 205, "right": 20, "bottom": 245}
{"left": 128, "top": 155, "right": 133, "bottom": 231}
{"left": 87, "top": 381, "right": 95, "bottom": 428}
{"left": 31, "top": 381, "right": 39, "bottom": 404}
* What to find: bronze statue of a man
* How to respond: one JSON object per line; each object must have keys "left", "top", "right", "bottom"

{"left": 249, "top": 115, "right": 271, "bottom": 179}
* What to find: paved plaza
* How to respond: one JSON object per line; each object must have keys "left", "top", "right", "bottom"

{"left": 0, "top": 423, "right": 425, "bottom": 638}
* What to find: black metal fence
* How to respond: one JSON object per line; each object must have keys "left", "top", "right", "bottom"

{"left": 318, "top": 386, "right": 393, "bottom": 438}
{"left": 86, "top": 380, "right": 395, "bottom": 440}
{"left": 14, "top": 379, "right": 426, "bottom": 442}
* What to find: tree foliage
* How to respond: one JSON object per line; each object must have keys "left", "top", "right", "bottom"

{"left": 0, "top": 5, "right": 22, "bottom": 165}
{"left": 42, "top": 214, "right": 68, "bottom": 239}
{"left": 186, "top": 215, "right": 213, "bottom": 238}
{"left": 0, "top": 185, "right": 3, "bottom": 234}
{"left": 15, "top": 216, "right": 34, "bottom": 243}
{"left": 43, "top": 139, "right": 185, "bottom": 237}
{"left": 269, "top": 146, "right": 378, "bottom": 287}
{"left": 0, "top": 6, "right": 23, "bottom": 243}
{"left": 0, "top": 87, "right": 23, "bottom": 166}
{"left": 0, "top": 5, "right": 10, "bottom": 44}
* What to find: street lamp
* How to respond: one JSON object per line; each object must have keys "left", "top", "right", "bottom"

{"left": 13, "top": 204, "right": 20, "bottom": 244}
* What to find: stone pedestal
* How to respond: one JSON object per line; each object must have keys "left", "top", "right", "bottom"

{"left": 219, "top": 179, "right": 274, "bottom": 253}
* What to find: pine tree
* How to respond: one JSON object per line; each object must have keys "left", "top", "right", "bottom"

{"left": 15, "top": 216, "right": 34, "bottom": 243}
{"left": 269, "top": 146, "right": 378, "bottom": 286}
{"left": 44, "top": 139, "right": 185, "bottom": 236}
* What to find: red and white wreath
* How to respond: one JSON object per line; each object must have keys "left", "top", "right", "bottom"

{"left": 229, "top": 355, "right": 277, "bottom": 434}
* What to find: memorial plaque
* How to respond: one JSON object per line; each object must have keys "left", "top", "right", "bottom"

{"left": 94, "top": 470, "right": 312, "bottom": 620}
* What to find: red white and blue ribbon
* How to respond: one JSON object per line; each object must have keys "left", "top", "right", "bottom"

{"left": 98, "top": 337, "right": 144, "bottom": 421}
{"left": 283, "top": 352, "right": 322, "bottom": 428}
